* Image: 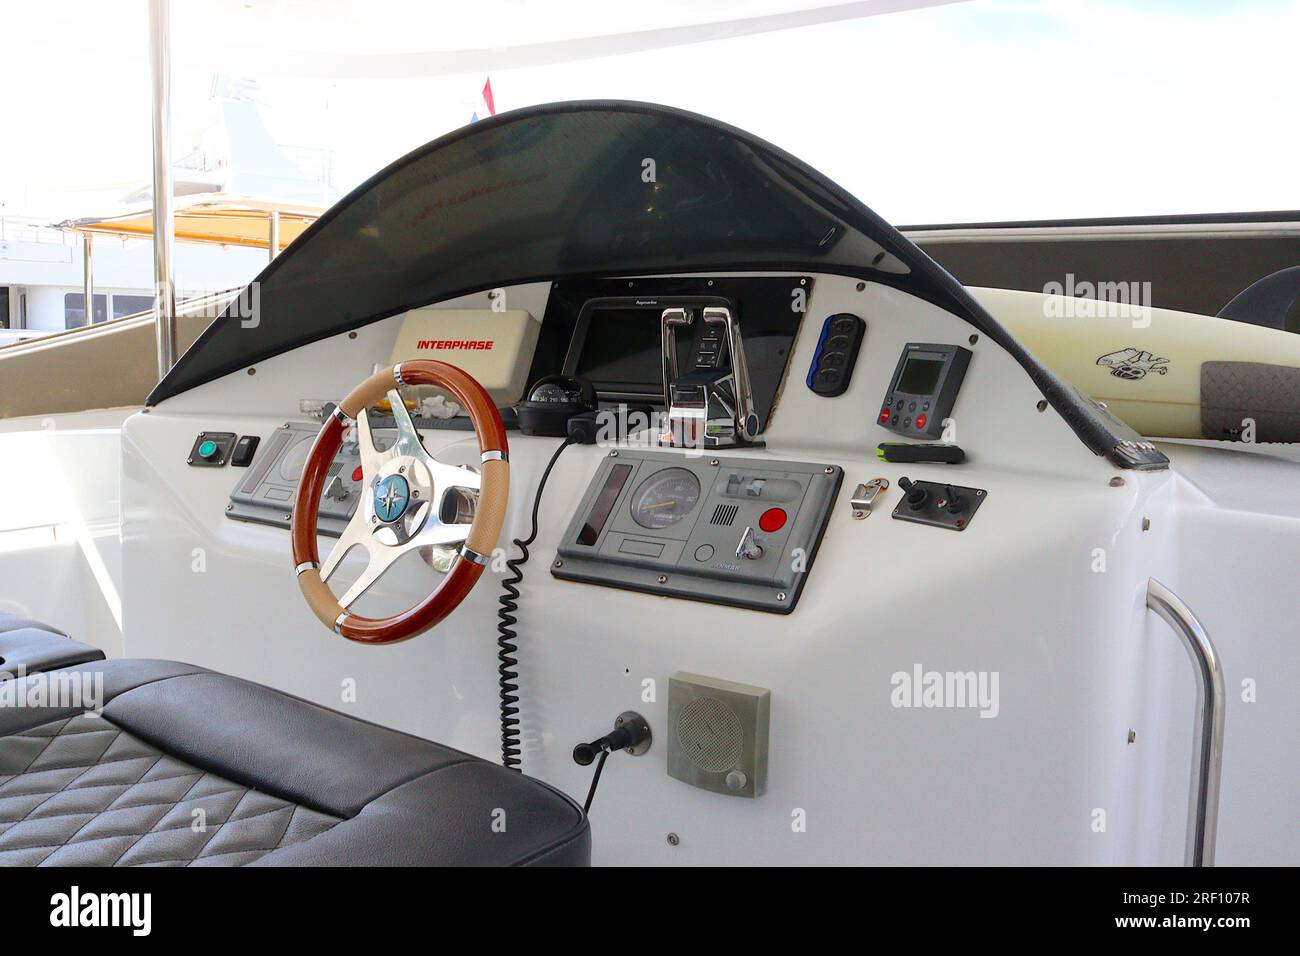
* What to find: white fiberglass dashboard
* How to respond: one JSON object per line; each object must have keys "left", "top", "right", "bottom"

{"left": 117, "top": 271, "right": 1219, "bottom": 865}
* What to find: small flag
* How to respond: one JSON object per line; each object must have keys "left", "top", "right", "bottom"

{"left": 470, "top": 77, "right": 497, "bottom": 123}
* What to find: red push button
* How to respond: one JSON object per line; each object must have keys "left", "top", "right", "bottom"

{"left": 352, "top": 465, "right": 364, "bottom": 481}
{"left": 759, "top": 508, "right": 787, "bottom": 533}
{"left": 879, "top": 408, "right": 891, "bottom": 424}
{"left": 915, "top": 413, "right": 927, "bottom": 430}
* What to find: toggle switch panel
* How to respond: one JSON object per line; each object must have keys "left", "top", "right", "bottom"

{"left": 890, "top": 477, "right": 986, "bottom": 531}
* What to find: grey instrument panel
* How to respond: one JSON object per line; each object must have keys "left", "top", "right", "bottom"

{"left": 226, "top": 421, "right": 392, "bottom": 537}
{"left": 553, "top": 450, "right": 842, "bottom": 613}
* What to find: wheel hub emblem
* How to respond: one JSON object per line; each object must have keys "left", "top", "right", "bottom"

{"left": 374, "top": 474, "right": 411, "bottom": 523}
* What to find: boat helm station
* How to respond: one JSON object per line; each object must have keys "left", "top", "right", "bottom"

{"left": 3, "top": 102, "right": 1295, "bottom": 869}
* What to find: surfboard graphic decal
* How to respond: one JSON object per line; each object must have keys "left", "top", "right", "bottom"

{"left": 1096, "top": 348, "right": 1171, "bottom": 380}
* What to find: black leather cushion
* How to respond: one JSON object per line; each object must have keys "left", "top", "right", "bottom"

{"left": 0, "top": 612, "right": 104, "bottom": 677}
{"left": 0, "top": 660, "right": 589, "bottom": 866}
{"left": 0, "top": 626, "right": 105, "bottom": 678}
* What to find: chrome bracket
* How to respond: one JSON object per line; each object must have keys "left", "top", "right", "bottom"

{"left": 850, "top": 478, "right": 889, "bottom": 519}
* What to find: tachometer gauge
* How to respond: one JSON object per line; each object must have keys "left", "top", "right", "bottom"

{"left": 630, "top": 467, "right": 702, "bottom": 529}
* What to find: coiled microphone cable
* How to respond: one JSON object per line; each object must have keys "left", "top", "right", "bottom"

{"left": 496, "top": 437, "right": 575, "bottom": 770}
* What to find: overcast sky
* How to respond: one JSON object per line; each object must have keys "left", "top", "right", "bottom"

{"left": 2, "top": 0, "right": 1297, "bottom": 223}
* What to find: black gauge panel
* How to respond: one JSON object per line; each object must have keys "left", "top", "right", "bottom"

{"left": 630, "top": 467, "right": 702, "bottom": 529}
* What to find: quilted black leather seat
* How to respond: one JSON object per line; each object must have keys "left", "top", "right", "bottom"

{"left": 0, "top": 612, "right": 105, "bottom": 677}
{"left": 0, "top": 658, "right": 589, "bottom": 866}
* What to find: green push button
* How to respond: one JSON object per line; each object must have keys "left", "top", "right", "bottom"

{"left": 198, "top": 440, "right": 218, "bottom": 459}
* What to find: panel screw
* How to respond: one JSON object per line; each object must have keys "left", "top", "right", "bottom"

{"left": 226, "top": 504, "right": 234, "bottom": 512}
{"left": 554, "top": 559, "right": 563, "bottom": 568}
{"left": 1109, "top": 477, "right": 1125, "bottom": 487}
{"left": 666, "top": 833, "right": 680, "bottom": 846}
{"left": 776, "top": 591, "right": 787, "bottom": 601}
{"left": 853, "top": 510, "right": 866, "bottom": 520}
{"left": 412, "top": 490, "right": 420, "bottom": 499}
{"left": 824, "top": 466, "right": 835, "bottom": 474}
{"left": 247, "top": 368, "right": 256, "bottom": 375}
{"left": 348, "top": 331, "right": 357, "bottom": 339}
{"left": 1142, "top": 517, "right": 1150, "bottom": 530}
{"left": 710, "top": 458, "right": 719, "bottom": 466}
{"left": 855, "top": 282, "right": 865, "bottom": 291}
{"left": 609, "top": 450, "right": 618, "bottom": 457}
{"left": 658, "top": 574, "right": 668, "bottom": 584}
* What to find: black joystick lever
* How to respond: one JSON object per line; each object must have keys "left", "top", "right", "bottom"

{"left": 944, "top": 485, "right": 966, "bottom": 514}
{"left": 897, "top": 476, "right": 930, "bottom": 511}
{"left": 573, "top": 711, "right": 652, "bottom": 765}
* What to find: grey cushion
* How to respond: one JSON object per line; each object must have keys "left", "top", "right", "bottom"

{"left": 0, "top": 660, "right": 589, "bottom": 866}
{"left": 0, "top": 612, "right": 68, "bottom": 637}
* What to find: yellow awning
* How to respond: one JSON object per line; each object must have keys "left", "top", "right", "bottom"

{"left": 57, "top": 193, "right": 324, "bottom": 251}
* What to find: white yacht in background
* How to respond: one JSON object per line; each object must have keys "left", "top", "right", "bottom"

{"left": 0, "top": 83, "right": 332, "bottom": 343}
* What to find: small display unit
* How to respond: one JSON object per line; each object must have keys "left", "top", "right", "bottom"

{"left": 878, "top": 343, "right": 971, "bottom": 439}
{"left": 562, "top": 295, "right": 731, "bottom": 401}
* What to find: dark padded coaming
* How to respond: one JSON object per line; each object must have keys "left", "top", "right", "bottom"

{"left": 0, "top": 628, "right": 105, "bottom": 678}
{"left": 0, "top": 660, "right": 589, "bottom": 866}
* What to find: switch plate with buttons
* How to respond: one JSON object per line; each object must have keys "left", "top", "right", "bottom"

{"left": 187, "top": 432, "right": 237, "bottom": 467}
{"left": 806, "top": 313, "right": 866, "bottom": 397}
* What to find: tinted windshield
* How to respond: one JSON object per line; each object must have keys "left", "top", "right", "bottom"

{"left": 149, "top": 102, "right": 928, "bottom": 402}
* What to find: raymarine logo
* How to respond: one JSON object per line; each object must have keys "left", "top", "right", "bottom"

{"left": 50, "top": 886, "right": 151, "bottom": 937}
{"left": 415, "top": 339, "right": 494, "bottom": 350}
{"left": 890, "top": 663, "right": 1000, "bottom": 718}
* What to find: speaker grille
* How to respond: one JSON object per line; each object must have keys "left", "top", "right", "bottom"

{"left": 677, "top": 696, "right": 744, "bottom": 772}
{"left": 710, "top": 504, "right": 738, "bottom": 526}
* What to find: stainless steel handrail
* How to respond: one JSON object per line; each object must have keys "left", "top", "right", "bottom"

{"left": 1146, "top": 578, "right": 1226, "bottom": 867}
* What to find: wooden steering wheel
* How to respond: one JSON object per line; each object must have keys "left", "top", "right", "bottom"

{"left": 291, "top": 361, "right": 509, "bottom": 643}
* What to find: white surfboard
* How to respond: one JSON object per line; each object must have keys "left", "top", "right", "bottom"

{"left": 969, "top": 286, "right": 1300, "bottom": 440}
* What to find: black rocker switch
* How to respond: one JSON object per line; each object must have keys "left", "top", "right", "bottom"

{"left": 231, "top": 435, "right": 260, "bottom": 467}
